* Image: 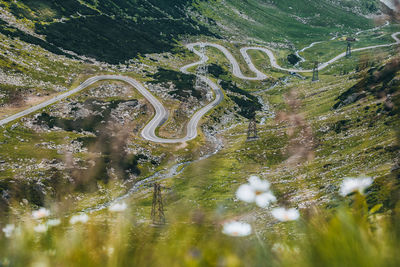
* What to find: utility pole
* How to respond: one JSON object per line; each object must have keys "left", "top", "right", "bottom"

{"left": 247, "top": 118, "right": 258, "bottom": 141}
{"left": 151, "top": 183, "right": 165, "bottom": 225}
{"left": 312, "top": 61, "right": 319, "bottom": 82}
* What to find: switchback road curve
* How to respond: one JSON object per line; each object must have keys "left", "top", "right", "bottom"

{"left": 1, "top": 32, "right": 399, "bottom": 143}
{"left": 187, "top": 32, "right": 400, "bottom": 79}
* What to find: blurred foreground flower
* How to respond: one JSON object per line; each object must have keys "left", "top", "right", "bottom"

{"left": 272, "top": 243, "right": 290, "bottom": 254}
{"left": 340, "top": 176, "right": 373, "bottom": 196}
{"left": 271, "top": 208, "right": 300, "bottom": 222}
{"left": 2, "top": 224, "right": 15, "bottom": 238}
{"left": 272, "top": 243, "right": 300, "bottom": 254}
{"left": 222, "top": 221, "right": 252, "bottom": 237}
{"left": 32, "top": 208, "right": 50, "bottom": 220}
{"left": 46, "top": 219, "right": 61, "bottom": 227}
{"left": 236, "top": 175, "right": 276, "bottom": 208}
{"left": 70, "top": 214, "right": 89, "bottom": 225}
{"left": 108, "top": 202, "right": 127, "bottom": 212}
{"left": 34, "top": 224, "right": 48, "bottom": 233}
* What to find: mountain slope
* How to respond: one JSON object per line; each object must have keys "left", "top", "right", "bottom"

{"left": 0, "top": 0, "right": 382, "bottom": 63}
{"left": 1, "top": 0, "right": 213, "bottom": 63}
{"left": 197, "top": 0, "right": 380, "bottom": 46}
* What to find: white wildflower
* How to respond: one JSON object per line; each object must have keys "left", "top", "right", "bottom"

{"left": 340, "top": 177, "right": 373, "bottom": 196}
{"left": 272, "top": 243, "right": 299, "bottom": 254}
{"left": 107, "top": 247, "right": 115, "bottom": 257}
{"left": 33, "top": 224, "right": 48, "bottom": 233}
{"left": 236, "top": 184, "right": 255, "bottom": 202}
{"left": 46, "top": 219, "right": 61, "bottom": 227}
{"left": 32, "top": 208, "right": 50, "bottom": 220}
{"left": 271, "top": 208, "right": 300, "bottom": 222}
{"left": 69, "top": 214, "right": 89, "bottom": 225}
{"left": 108, "top": 202, "right": 127, "bottom": 212}
{"left": 236, "top": 176, "right": 276, "bottom": 207}
{"left": 272, "top": 243, "right": 289, "bottom": 254}
{"left": 255, "top": 192, "right": 277, "bottom": 208}
{"left": 222, "top": 221, "right": 252, "bottom": 237}
{"left": 2, "top": 224, "right": 15, "bottom": 238}
{"left": 248, "top": 175, "right": 270, "bottom": 191}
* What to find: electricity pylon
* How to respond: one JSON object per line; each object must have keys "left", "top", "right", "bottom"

{"left": 346, "top": 37, "right": 356, "bottom": 57}
{"left": 247, "top": 118, "right": 259, "bottom": 141}
{"left": 346, "top": 41, "right": 352, "bottom": 57}
{"left": 151, "top": 183, "right": 165, "bottom": 225}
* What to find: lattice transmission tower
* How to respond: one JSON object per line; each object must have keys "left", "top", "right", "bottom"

{"left": 247, "top": 118, "right": 259, "bottom": 141}
{"left": 151, "top": 183, "right": 165, "bottom": 225}
{"left": 346, "top": 37, "right": 356, "bottom": 57}
{"left": 312, "top": 61, "right": 319, "bottom": 82}
{"left": 346, "top": 42, "right": 352, "bottom": 57}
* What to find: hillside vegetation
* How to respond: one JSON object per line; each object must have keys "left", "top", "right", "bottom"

{"left": 1, "top": 1, "right": 400, "bottom": 266}
{"left": 0, "top": 0, "right": 213, "bottom": 63}
{"left": 197, "top": 0, "right": 379, "bottom": 46}
{"left": 0, "top": 0, "right": 382, "bottom": 63}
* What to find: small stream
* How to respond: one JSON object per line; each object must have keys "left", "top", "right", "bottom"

{"left": 80, "top": 133, "right": 224, "bottom": 214}
{"left": 294, "top": 41, "right": 324, "bottom": 67}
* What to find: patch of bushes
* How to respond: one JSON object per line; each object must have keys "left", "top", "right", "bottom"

{"left": 148, "top": 68, "right": 201, "bottom": 101}
{"left": 36, "top": 99, "right": 130, "bottom": 132}
{"left": 0, "top": 19, "right": 73, "bottom": 58}
{"left": 36, "top": 99, "right": 142, "bottom": 185}
{"left": 332, "top": 119, "right": 351, "bottom": 133}
{"left": 208, "top": 63, "right": 228, "bottom": 78}
{"left": 287, "top": 53, "right": 301, "bottom": 65}
{"left": 220, "top": 81, "right": 261, "bottom": 119}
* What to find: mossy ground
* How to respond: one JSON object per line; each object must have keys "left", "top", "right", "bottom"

{"left": 2, "top": 2, "right": 400, "bottom": 265}
{"left": 121, "top": 41, "right": 400, "bottom": 237}
{"left": 1, "top": 13, "right": 399, "bottom": 233}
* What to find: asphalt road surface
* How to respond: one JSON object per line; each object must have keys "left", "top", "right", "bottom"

{"left": 1, "top": 32, "right": 399, "bottom": 143}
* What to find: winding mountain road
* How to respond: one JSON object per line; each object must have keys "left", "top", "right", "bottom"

{"left": 0, "top": 32, "right": 399, "bottom": 143}
{"left": 189, "top": 32, "right": 400, "bottom": 78}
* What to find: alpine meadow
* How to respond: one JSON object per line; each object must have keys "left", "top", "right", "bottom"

{"left": 1, "top": 1, "right": 400, "bottom": 266}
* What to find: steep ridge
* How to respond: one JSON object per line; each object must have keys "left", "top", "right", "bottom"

{"left": 0, "top": 0, "right": 383, "bottom": 64}
{"left": 0, "top": 0, "right": 213, "bottom": 63}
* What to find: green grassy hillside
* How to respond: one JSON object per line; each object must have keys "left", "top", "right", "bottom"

{"left": 197, "top": 0, "right": 379, "bottom": 47}
{"left": 2, "top": 1, "right": 400, "bottom": 266}
{"left": 0, "top": 0, "right": 381, "bottom": 63}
